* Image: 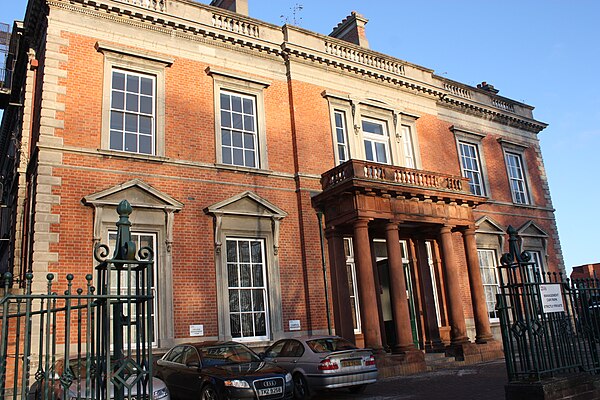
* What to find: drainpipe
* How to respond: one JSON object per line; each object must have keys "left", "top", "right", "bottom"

{"left": 317, "top": 210, "right": 332, "bottom": 335}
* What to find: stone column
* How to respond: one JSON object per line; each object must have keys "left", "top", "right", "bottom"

{"left": 325, "top": 226, "right": 356, "bottom": 343}
{"left": 439, "top": 225, "right": 469, "bottom": 345}
{"left": 462, "top": 227, "right": 494, "bottom": 343}
{"left": 353, "top": 218, "right": 383, "bottom": 351}
{"left": 385, "top": 222, "right": 416, "bottom": 353}
{"left": 414, "top": 239, "right": 445, "bottom": 351}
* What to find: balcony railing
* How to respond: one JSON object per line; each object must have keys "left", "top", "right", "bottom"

{"left": 321, "top": 160, "right": 471, "bottom": 195}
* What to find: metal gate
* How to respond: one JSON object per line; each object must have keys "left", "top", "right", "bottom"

{"left": 497, "top": 226, "right": 600, "bottom": 382}
{"left": 0, "top": 200, "right": 155, "bottom": 400}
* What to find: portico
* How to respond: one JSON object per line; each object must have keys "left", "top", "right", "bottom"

{"left": 313, "top": 160, "right": 496, "bottom": 359}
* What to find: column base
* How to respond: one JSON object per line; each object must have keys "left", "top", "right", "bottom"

{"left": 445, "top": 340, "right": 504, "bottom": 363}
{"left": 374, "top": 349, "right": 426, "bottom": 378}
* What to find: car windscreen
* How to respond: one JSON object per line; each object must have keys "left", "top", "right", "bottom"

{"left": 199, "top": 344, "right": 260, "bottom": 366}
{"left": 306, "top": 338, "right": 357, "bottom": 354}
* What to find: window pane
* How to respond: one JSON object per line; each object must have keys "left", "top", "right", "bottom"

{"left": 242, "top": 98, "right": 254, "bottom": 115}
{"left": 139, "top": 116, "right": 152, "bottom": 134}
{"left": 231, "top": 96, "right": 242, "bottom": 112}
{"left": 222, "top": 147, "right": 232, "bottom": 164}
{"left": 126, "top": 93, "right": 138, "bottom": 112}
{"left": 111, "top": 91, "right": 124, "bottom": 110}
{"left": 245, "top": 151, "right": 255, "bottom": 167}
{"left": 125, "top": 114, "right": 137, "bottom": 132}
{"left": 110, "top": 111, "right": 123, "bottom": 130}
{"left": 230, "top": 314, "right": 241, "bottom": 337}
{"left": 240, "top": 290, "right": 252, "bottom": 311}
{"left": 126, "top": 74, "right": 139, "bottom": 92}
{"left": 253, "top": 290, "right": 264, "bottom": 311}
{"left": 229, "top": 289, "right": 240, "bottom": 312}
{"left": 124, "top": 133, "right": 137, "bottom": 153}
{"left": 232, "top": 113, "right": 243, "bottom": 129}
{"left": 242, "top": 314, "right": 254, "bottom": 337}
{"left": 222, "top": 129, "right": 232, "bottom": 146}
{"left": 243, "top": 116, "right": 254, "bottom": 132}
{"left": 112, "top": 71, "right": 125, "bottom": 90}
{"left": 233, "top": 149, "right": 243, "bottom": 166}
{"left": 240, "top": 264, "right": 251, "bottom": 287}
{"left": 140, "top": 96, "right": 153, "bottom": 114}
{"left": 227, "top": 240, "right": 237, "bottom": 262}
{"left": 254, "top": 313, "right": 266, "bottom": 336}
{"left": 228, "top": 264, "right": 238, "bottom": 287}
{"left": 232, "top": 132, "right": 243, "bottom": 147}
{"left": 362, "top": 120, "right": 384, "bottom": 135}
{"left": 140, "top": 77, "right": 153, "bottom": 95}
{"left": 220, "top": 93, "right": 230, "bottom": 110}
{"left": 364, "top": 140, "right": 374, "bottom": 161}
{"left": 221, "top": 110, "right": 231, "bottom": 128}
{"left": 252, "top": 265, "right": 263, "bottom": 287}
{"left": 243, "top": 133, "right": 255, "bottom": 150}
{"left": 110, "top": 131, "right": 123, "bottom": 151}
{"left": 139, "top": 135, "right": 152, "bottom": 154}
{"left": 375, "top": 142, "right": 387, "bottom": 163}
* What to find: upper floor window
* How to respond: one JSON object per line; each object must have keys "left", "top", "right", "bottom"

{"left": 459, "top": 141, "right": 485, "bottom": 196}
{"left": 362, "top": 117, "right": 390, "bottom": 164}
{"left": 402, "top": 125, "right": 416, "bottom": 169}
{"left": 110, "top": 70, "right": 156, "bottom": 155}
{"left": 220, "top": 91, "right": 258, "bottom": 168}
{"left": 207, "top": 68, "right": 269, "bottom": 170}
{"left": 505, "top": 151, "right": 529, "bottom": 204}
{"left": 334, "top": 110, "right": 350, "bottom": 164}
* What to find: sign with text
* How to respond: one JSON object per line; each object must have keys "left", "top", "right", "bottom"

{"left": 289, "top": 320, "right": 301, "bottom": 331}
{"left": 189, "top": 324, "right": 204, "bottom": 337}
{"left": 540, "top": 284, "right": 565, "bottom": 313}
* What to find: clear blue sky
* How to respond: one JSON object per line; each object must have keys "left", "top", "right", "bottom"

{"left": 1, "top": 0, "right": 598, "bottom": 273}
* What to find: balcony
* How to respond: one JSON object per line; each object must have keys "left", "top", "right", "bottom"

{"left": 320, "top": 159, "right": 483, "bottom": 205}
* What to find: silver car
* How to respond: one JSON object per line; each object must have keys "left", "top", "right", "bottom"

{"left": 261, "top": 336, "right": 378, "bottom": 399}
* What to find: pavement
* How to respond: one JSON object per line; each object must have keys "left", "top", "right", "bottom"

{"left": 312, "top": 359, "right": 508, "bottom": 399}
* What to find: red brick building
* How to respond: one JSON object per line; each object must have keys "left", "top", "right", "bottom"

{"left": 0, "top": 0, "right": 562, "bottom": 370}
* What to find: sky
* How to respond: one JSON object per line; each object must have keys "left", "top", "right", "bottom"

{"left": 1, "top": 0, "right": 599, "bottom": 273}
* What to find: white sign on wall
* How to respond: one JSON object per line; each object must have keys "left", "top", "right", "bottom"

{"left": 289, "top": 320, "right": 301, "bottom": 331}
{"left": 540, "top": 284, "right": 565, "bottom": 313}
{"left": 189, "top": 324, "right": 204, "bottom": 337}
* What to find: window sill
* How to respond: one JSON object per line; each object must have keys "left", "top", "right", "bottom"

{"left": 98, "top": 149, "right": 169, "bottom": 163}
{"left": 215, "top": 163, "right": 273, "bottom": 175}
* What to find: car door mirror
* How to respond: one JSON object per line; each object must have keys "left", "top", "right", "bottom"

{"left": 186, "top": 361, "right": 200, "bottom": 369}
{"left": 258, "top": 352, "right": 266, "bottom": 359}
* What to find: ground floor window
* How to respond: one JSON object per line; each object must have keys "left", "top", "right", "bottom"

{"left": 226, "top": 238, "right": 269, "bottom": 341}
{"left": 343, "top": 237, "right": 361, "bottom": 334}
{"left": 108, "top": 231, "right": 158, "bottom": 347}
{"left": 477, "top": 249, "right": 500, "bottom": 320}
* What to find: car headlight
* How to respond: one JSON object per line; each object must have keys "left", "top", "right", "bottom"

{"left": 153, "top": 387, "right": 169, "bottom": 399}
{"left": 285, "top": 373, "right": 292, "bottom": 383}
{"left": 224, "top": 380, "right": 250, "bottom": 389}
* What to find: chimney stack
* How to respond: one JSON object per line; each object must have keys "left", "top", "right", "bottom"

{"left": 329, "top": 11, "right": 369, "bottom": 48}
{"left": 477, "top": 81, "right": 499, "bottom": 94}
{"left": 210, "top": 0, "right": 249, "bottom": 16}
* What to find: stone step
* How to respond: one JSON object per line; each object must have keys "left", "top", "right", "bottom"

{"left": 424, "top": 352, "right": 467, "bottom": 371}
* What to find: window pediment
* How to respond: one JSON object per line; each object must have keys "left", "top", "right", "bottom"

{"left": 205, "top": 191, "right": 287, "bottom": 219}
{"left": 83, "top": 179, "right": 183, "bottom": 210}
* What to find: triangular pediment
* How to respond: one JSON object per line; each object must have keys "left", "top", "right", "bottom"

{"left": 475, "top": 216, "right": 505, "bottom": 235}
{"left": 205, "top": 191, "right": 287, "bottom": 219}
{"left": 517, "top": 221, "right": 548, "bottom": 238}
{"left": 83, "top": 179, "right": 183, "bottom": 210}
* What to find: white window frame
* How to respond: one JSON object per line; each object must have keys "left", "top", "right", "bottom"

{"left": 207, "top": 68, "right": 269, "bottom": 170}
{"left": 334, "top": 110, "right": 350, "bottom": 164}
{"left": 219, "top": 90, "right": 259, "bottom": 168}
{"left": 362, "top": 116, "right": 391, "bottom": 164}
{"left": 425, "top": 241, "right": 442, "bottom": 327}
{"left": 505, "top": 151, "right": 530, "bottom": 204}
{"left": 343, "top": 238, "right": 361, "bottom": 334}
{"left": 97, "top": 42, "right": 171, "bottom": 158}
{"left": 458, "top": 141, "right": 485, "bottom": 196}
{"left": 477, "top": 248, "right": 500, "bottom": 321}
{"left": 225, "top": 237, "right": 270, "bottom": 342}
{"left": 452, "top": 127, "right": 490, "bottom": 197}
{"left": 109, "top": 69, "right": 156, "bottom": 155}
{"left": 401, "top": 125, "right": 416, "bottom": 169}
{"left": 108, "top": 231, "right": 159, "bottom": 347}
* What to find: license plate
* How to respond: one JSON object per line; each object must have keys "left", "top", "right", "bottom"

{"left": 258, "top": 387, "right": 283, "bottom": 396}
{"left": 341, "top": 359, "right": 362, "bottom": 367}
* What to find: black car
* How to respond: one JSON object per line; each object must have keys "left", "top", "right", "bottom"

{"left": 155, "top": 341, "right": 293, "bottom": 400}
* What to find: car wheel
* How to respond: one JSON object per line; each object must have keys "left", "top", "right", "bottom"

{"left": 348, "top": 384, "right": 367, "bottom": 394}
{"left": 200, "top": 385, "right": 219, "bottom": 400}
{"left": 293, "top": 373, "right": 311, "bottom": 400}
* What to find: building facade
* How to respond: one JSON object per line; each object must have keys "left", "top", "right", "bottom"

{"left": 0, "top": 0, "right": 563, "bottom": 370}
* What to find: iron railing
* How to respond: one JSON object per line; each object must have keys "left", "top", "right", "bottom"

{"left": 0, "top": 200, "right": 155, "bottom": 400}
{"left": 498, "top": 226, "right": 600, "bottom": 382}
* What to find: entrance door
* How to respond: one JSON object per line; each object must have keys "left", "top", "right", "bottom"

{"left": 377, "top": 250, "right": 420, "bottom": 350}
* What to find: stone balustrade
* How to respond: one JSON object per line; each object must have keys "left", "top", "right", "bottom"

{"left": 443, "top": 83, "right": 472, "bottom": 99}
{"left": 491, "top": 98, "right": 515, "bottom": 112}
{"left": 324, "top": 41, "right": 405, "bottom": 75}
{"left": 212, "top": 13, "right": 259, "bottom": 38}
{"left": 321, "top": 160, "right": 470, "bottom": 195}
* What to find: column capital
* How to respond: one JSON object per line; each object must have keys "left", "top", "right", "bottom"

{"left": 440, "top": 224, "right": 454, "bottom": 234}
{"left": 462, "top": 226, "right": 477, "bottom": 236}
{"left": 353, "top": 218, "right": 371, "bottom": 229}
